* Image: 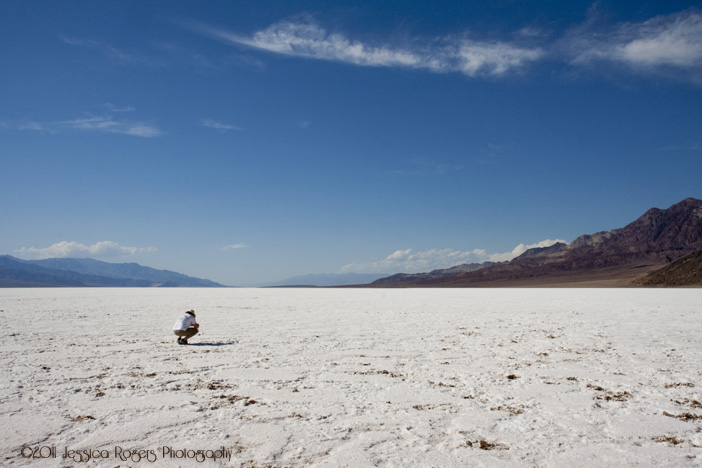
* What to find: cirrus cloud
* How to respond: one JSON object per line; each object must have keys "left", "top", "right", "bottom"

{"left": 184, "top": 7, "right": 702, "bottom": 84}
{"left": 563, "top": 7, "right": 702, "bottom": 82}
{"left": 202, "top": 119, "right": 242, "bottom": 131}
{"left": 186, "top": 18, "right": 544, "bottom": 78}
{"left": 15, "top": 241, "right": 156, "bottom": 260}
{"left": 58, "top": 116, "right": 162, "bottom": 137}
{"left": 221, "top": 243, "right": 248, "bottom": 250}
{"left": 3, "top": 114, "right": 162, "bottom": 138}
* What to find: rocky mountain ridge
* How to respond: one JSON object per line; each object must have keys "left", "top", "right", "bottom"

{"left": 371, "top": 262, "right": 504, "bottom": 285}
{"left": 371, "top": 197, "right": 702, "bottom": 287}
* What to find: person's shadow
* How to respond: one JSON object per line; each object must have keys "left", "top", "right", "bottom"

{"left": 188, "top": 341, "right": 236, "bottom": 347}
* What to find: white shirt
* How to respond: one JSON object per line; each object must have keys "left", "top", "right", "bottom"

{"left": 173, "top": 313, "right": 198, "bottom": 331}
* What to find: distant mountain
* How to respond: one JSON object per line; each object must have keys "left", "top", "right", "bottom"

{"left": 633, "top": 250, "right": 702, "bottom": 287}
{"left": 269, "top": 272, "right": 389, "bottom": 287}
{"left": 0, "top": 256, "right": 224, "bottom": 287}
{"left": 371, "top": 262, "right": 503, "bottom": 285}
{"left": 371, "top": 197, "right": 702, "bottom": 287}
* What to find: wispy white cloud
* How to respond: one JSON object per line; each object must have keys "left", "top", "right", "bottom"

{"left": 516, "top": 27, "right": 549, "bottom": 39}
{"left": 3, "top": 113, "right": 161, "bottom": 138}
{"left": 184, "top": 8, "right": 702, "bottom": 84}
{"left": 187, "top": 19, "right": 544, "bottom": 78}
{"left": 15, "top": 241, "right": 156, "bottom": 259}
{"left": 449, "top": 39, "right": 544, "bottom": 77}
{"left": 58, "top": 35, "right": 100, "bottom": 48}
{"left": 58, "top": 116, "right": 162, "bottom": 137}
{"left": 201, "top": 20, "right": 423, "bottom": 67}
{"left": 16, "top": 122, "right": 47, "bottom": 132}
{"left": 0, "top": 121, "right": 56, "bottom": 134}
{"left": 105, "top": 103, "right": 136, "bottom": 113}
{"left": 393, "top": 157, "right": 464, "bottom": 176}
{"left": 341, "top": 239, "right": 566, "bottom": 274}
{"left": 564, "top": 8, "right": 702, "bottom": 80}
{"left": 202, "top": 119, "right": 242, "bottom": 131}
{"left": 59, "top": 34, "right": 150, "bottom": 65}
{"left": 221, "top": 243, "right": 248, "bottom": 250}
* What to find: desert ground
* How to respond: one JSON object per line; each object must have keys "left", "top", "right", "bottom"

{"left": 1, "top": 288, "right": 700, "bottom": 467}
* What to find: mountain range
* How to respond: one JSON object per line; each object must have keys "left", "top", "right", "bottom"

{"left": 266, "top": 272, "right": 390, "bottom": 287}
{"left": 371, "top": 262, "right": 504, "bottom": 285}
{"left": 3, "top": 198, "right": 700, "bottom": 288}
{"left": 368, "top": 197, "right": 702, "bottom": 287}
{"left": 0, "top": 256, "right": 224, "bottom": 287}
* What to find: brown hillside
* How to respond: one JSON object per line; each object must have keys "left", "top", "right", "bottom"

{"left": 632, "top": 250, "right": 702, "bottom": 287}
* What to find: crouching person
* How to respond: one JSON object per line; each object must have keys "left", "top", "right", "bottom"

{"left": 173, "top": 309, "right": 199, "bottom": 345}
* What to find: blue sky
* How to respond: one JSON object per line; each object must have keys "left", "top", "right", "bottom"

{"left": 2, "top": 1, "right": 701, "bottom": 285}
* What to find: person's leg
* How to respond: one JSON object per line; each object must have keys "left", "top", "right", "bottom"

{"left": 174, "top": 330, "right": 187, "bottom": 344}
{"left": 184, "top": 327, "right": 199, "bottom": 340}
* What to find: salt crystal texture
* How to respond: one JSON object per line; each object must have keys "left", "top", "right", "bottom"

{"left": 1, "top": 288, "right": 700, "bottom": 467}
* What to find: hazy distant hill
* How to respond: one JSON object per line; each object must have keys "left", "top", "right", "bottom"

{"left": 269, "top": 272, "right": 389, "bottom": 287}
{"left": 0, "top": 256, "right": 224, "bottom": 287}
{"left": 371, "top": 197, "right": 702, "bottom": 287}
